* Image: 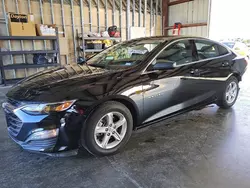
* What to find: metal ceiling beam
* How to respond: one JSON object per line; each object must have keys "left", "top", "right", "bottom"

{"left": 168, "top": 0, "right": 193, "bottom": 6}
{"left": 92, "top": 0, "right": 97, "bottom": 6}
{"left": 164, "top": 22, "right": 208, "bottom": 30}
{"left": 107, "top": 0, "right": 113, "bottom": 8}
{"left": 99, "top": 0, "right": 105, "bottom": 7}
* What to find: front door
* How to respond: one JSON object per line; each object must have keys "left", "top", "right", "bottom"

{"left": 142, "top": 39, "right": 201, "bottom": 123}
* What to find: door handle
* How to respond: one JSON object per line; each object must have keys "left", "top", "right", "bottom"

{"left": 222, "top": 61, "right": 229, "bottom": 66}
{"left": 190, "top": 69, "right": 199, "bottom": 74}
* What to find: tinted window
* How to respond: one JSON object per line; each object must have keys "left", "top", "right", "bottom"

{"left": 156, "top": 40, "right": 195, "bottom": 66}
{"left": 87, "top": 39, "right": 163, "bottom": 69}
{"left": 218, "top": 44, "right": 229, "bottom": 55}
{"left": 195, "top": 40, "right": 220, "bottom": 60}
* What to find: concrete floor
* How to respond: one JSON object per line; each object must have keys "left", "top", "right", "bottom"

{"left": 0, "top": 69, "right": 250, "bottom": 188}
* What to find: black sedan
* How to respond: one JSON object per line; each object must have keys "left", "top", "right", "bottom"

{"left": 2, "top": 36, "right": 247, "bottom": 156}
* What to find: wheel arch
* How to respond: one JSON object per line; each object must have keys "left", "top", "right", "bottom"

{"left": 232, "top": 72, "right": 241, "bottom": 81}
{"left": 85, "top": 95, "right": 141, "bottom": 130}
{"left": 111, "top": 97, "right": 139, "bottom": 130}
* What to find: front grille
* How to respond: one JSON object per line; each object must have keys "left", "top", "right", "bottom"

{"left": 22, "top": 137, "right": 57, "bottom": 151}
{"left": 5, "top": 111, "right": 23, "bottom": 136}
{"left": 26, "top": 137, "right": 57, "bottom": 148}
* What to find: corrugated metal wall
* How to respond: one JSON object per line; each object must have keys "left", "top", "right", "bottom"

{"left": 0, "top": 0, "right": 162, "bottom": 80}
{"left": 168, "top": 0, "right": 210, "bottom": 37}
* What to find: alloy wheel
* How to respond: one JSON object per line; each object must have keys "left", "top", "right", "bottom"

{"left": 94, "top": 112, "right": 127, "bottom": 149}
{"left": 225, "top": 81, "right": 238, "bottom": 104}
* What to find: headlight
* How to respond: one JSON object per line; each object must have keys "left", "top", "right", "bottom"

{"left": 21, "top": 100, "right": 76, "bottom": 115}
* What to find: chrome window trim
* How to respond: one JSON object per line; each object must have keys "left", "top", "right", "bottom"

{"left": 142, "top": 37, "right": 232, "bottom": 75}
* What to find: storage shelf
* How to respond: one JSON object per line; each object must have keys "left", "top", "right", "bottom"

{"left": 81, "top": 37, "right": 121, "bottom": 40}
{"left": 0, "top": 36, "right": 57, "bottom": 40}
{"left": 2, "top": 78, "right": 23, "bottom": 85}
{"left": 85, "top": 49, "right": 103, "bottom": 53}
{"left": 3, "top": 63, "right": 59, "bottom": 70}
{"left": 0, "top": 28, "right": 61, "bottom": 85}
{"left": 0, "top": 50, "right": 57, "bottom": 55}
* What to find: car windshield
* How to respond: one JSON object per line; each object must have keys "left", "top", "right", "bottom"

{"left": 222, "top": 42, "right": 235, "bottom": 49}
{"left": 87, "top": 39, "right": 164, "bottom": 69}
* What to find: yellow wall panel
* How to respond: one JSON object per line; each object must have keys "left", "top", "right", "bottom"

{"left": 1, "top": 0, "right": 163, "bottom": 79}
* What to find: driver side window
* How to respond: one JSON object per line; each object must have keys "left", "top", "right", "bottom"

{"left": 155, "top": 40, "right": 195, "bottom": 66}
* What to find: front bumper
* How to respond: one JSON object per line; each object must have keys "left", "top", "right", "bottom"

{"left": 2, "top": 101, "right": 82, "bottom": 156}
{"left": 8, "top": 128, "right": 59, "bottom": 152}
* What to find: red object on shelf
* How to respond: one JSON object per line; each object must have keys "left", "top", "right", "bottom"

{"left": 114, "top": 32, "right": 120, "bottom": 37}
{"left": 108, "top": 25, "right": 118, "bottom": 37}
{"left": 172, "top": 22, "right": 182, "bottom": 35}
{"left": 109, "top": 31, "right": 116, "bottom": 37}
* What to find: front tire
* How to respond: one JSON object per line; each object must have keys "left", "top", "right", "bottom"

{"left": 217, "top": 76, "right": 239, "bottom": 109}
{"left": 81, "top": 101, "right": 133, "bottom": 156}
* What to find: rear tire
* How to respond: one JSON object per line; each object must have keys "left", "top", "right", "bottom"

{"left": 81, "top": 101, "right": 133, "bottom": 156}
{"left": 217, "top": 76, "right": 239, "bottom": 109}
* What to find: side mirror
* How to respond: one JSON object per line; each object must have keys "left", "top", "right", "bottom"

{"left": 152, "top": 59, "right": 176, "bottom": 70}
{"left": 77, "top": 57, "right": 87, "bottom": 65}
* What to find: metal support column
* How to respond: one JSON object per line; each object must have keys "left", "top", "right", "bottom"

{"left": 126, "top": 0, "right": 130, "bottom": 40}
{"left": 15, "top": 0, "right": 27, "bottom": 77}
{"left": 150, "top": 0, "right": 153, "bottom": 36}
{"left": 80, "top": 0, "right": 85, "bottom": 58}
{"left": 60, "top": 0, "right": 68, "bottom": 64}
{"left": 70, "top": 0, "right": 77, "bottom": 62}
{"left": 88, "top": 0, "right": 92, "bottom": 32}
{"left": 119, "top": 0, "right": 122, "bottom": 35}
{"left": 105, "top": 0, "right": 108, "bottom": 30}
{"left": 28, "top": 0, "right": 39, "bottom": 72}
{"left": 50, "top": 0, "right": 55, "bottom": 24}
{"left": 1, "top": 0, "right": 15, "bottom": 78}
{"left": 139, "top": 0, "right": 142, "bottom": 27}
{"left": 155, "top": 0, "right": 158, "bottom": 35}
{"left": 160, "top": 0, "right": 163, "bottom": 35}
{"left": 143, "top": 0, "right": 147, "bottom": 28}
{"left": 112, "top": 0, "right": 115, "bottom": 26}
{"left": 39, "top": 0, "right": 46, "bottom": 49}
{"left": 162, "top": 0, "right": 169, "bottom": 35}
{"left": 97, "top": 0, "right": 100, "bottom": 32}
{"left": 132, "top": 0, "right": 135, "bottom": 26}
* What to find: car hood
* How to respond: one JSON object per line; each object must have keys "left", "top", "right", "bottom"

{"left": 6, "top": 64, "right": 110, "bottom": 102}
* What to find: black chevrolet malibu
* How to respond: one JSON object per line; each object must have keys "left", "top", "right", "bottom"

{"left": 2, "top": 36, "right": 247, "bottom": 156}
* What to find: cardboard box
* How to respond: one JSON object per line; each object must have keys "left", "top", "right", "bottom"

{"left": 36, "top": 24, "right": 56, "bottom": 36}
{"left": 8, "top": 13, "right": 36, "bottom": 36}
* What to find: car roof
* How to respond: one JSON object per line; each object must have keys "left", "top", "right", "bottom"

{"left": 128, "top": 35, "right": 208, "bottom": 42}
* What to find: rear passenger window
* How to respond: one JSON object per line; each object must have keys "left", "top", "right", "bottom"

{"left": 195, "top": 40, "right": 220, "bottom": 60}
{"left": 218, "top": 45, "right": 229, "bottom": 55}
{"left": 156, "top": 40, "right": 195, "bottom": 66}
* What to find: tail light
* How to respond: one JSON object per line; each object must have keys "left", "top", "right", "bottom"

{"left": 244, "top": 57, "right": 248, "bottom": 65}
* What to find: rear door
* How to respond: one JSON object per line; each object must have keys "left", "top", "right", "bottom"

{"left": 192, "top": 39, "right": 233, "bottom": 99}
